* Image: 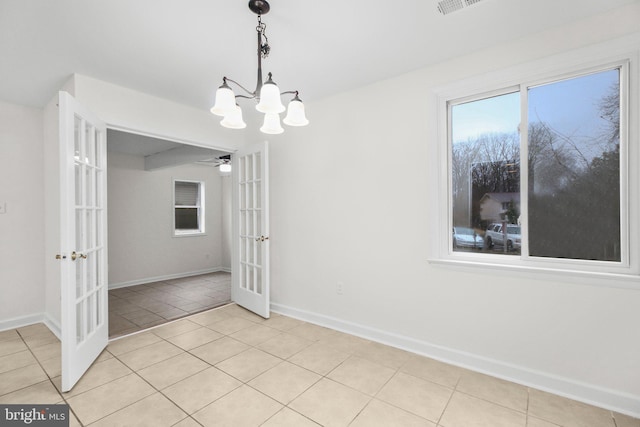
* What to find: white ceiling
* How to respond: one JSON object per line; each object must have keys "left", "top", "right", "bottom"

{"left": 107, "top": 129, "right": 185, "bottom": 156}
{"left": 107, "top": 129, "right": 228, "bottom": 171}
{"left": 0, "top": 0, "right": 636, "bottom": 111}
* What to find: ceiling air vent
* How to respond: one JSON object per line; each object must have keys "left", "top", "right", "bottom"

{"left": 437, "top": 0, "right": 484, "bottom": 15}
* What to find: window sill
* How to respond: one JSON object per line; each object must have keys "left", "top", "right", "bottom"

{"left": 173, "top": 231, "right": 207, "bottom": 238}
{"left": 427, "top": 257, "right": 640, "bottom": 290}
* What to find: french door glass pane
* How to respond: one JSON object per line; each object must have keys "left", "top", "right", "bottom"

{"left": 246, "top": 155, "right": 254, "bottom": 181}
{"left": 256, "top": 238, "right": 262, "bottom": 268}
{"left": 243, "top": 265, "right": 249, "bottom": 290}
{"left": 96, "top": 211, "right": 103, "bottom": 246}
{"left": 85, "top": 168, "right": 93, "bottom": 207}
{"left": 86, "top": 210, "right": 94, "bottom": 249}
{"left": 86, "top": 294, "right": 95, "bottom": 335}
{"left": 76, "top": 260, "right": 84, "bottom": 299}
{"left": 248, "top": 267, "right": 255, "bottom": 292}
{"left": 450, "top": 91, "right": 521, "bottom": 254}
{"left": 75, "top": 209, "right": 84, "bottom": 251}
{"left": 75, "top": 163, "right": 82, "bottom": 206}
{"left": 255, "top": 152, "right": 261, "bottom": 179}
{"left": 96, "top": 248, "right": 103, "bottom": 285}
{"left": 527, "top": 69, "right": 621, "bottom": 261}
{"left": 74, "top": 116, "right": 81, "bottom": 161}
{"left": 256, "top": 181, "right": 262, "bottom": 209}
{"left": 256, "top": 266, "right": 262, "bottom": 294}
{"left": 248, "top": 211, "right": 254, "bottom": 237}
{"left": 240, "top": 183, "right": 246, "bottom": 210}
{"left": 76, "top": 302, "right": 83, "bottom": 342}
{"left": 85, "top": 125, "right": 95, "bottom": 165}
{"left": 95, "top": 170, "right": 102, "bottom": 208}
{"left": 96, "top": 292, "right": 102, "bottom": 328}
{"left": 240, "top": 211, "right": 246, "bottom": 235}
{"left": 86, "top": 253, "right": 95, "bottom": 294}
{"left": 94, "top": 128, "right": 102, "bottom": 166}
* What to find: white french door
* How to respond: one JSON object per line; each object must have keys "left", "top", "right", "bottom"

{"left": 232, "top": 141, "right": 270, "bottom": 318}
{"left": 59, "top": 92, "right": 109, "bottom": 392}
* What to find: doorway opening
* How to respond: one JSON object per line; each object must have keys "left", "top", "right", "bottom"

{"left": 105, "top": 129, "right": 233, "bottom": 338}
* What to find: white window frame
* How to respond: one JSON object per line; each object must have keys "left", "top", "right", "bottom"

{"left": 173, "top": 179, "right": 205, "bottom": 236}
{"left": 431, "top": 39, "right": 640, "bottom": 286}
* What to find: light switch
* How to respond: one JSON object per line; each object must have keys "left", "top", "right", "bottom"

{"left": 0, "top": 203, "right": 6, "bottom": 214}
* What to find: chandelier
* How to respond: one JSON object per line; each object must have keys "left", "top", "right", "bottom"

{"left": 210, "top": 0, "right": 309, "bottom": 134}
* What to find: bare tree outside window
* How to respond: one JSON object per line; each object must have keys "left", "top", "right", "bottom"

{"left": 528, "top": 70, "right": 620, "bottom": 261}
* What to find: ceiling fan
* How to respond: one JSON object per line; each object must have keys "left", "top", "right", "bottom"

{"left": 196, "top": 154, "right": 232, "bottom": 172}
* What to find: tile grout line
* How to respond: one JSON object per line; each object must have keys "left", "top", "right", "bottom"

{"left": 157, "top": 310, "right": 341, "bottom": 425}
{"left": 89, "top": 346, "right": 198, "bottom": 426}
{"left": 433, "top": 369, "right": 459, "bottom": 427}
{"left": 108, "top": 316, "right": 270, "bottom": 423}
{"left": 157, "top": 321, "right": 283, "bottom": 424}
{"left": 12, "top": 328, "right": 86, "bottom": 426}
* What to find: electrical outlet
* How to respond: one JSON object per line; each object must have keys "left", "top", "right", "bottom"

{"left": 0, "top": 203, "right": 6, "bottom": 214}
{"left": 336, "top": 281, "right": 344, "bottom": 295}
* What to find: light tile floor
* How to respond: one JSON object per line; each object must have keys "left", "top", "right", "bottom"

{"left": 109, "top": 272, "right": 231, "bottom": 338}
{"left": 1, "top": 304, "right": 638, "bottom": 426}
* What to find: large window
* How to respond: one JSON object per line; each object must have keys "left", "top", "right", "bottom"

{"left": 444, "top": 60, "right": 632, "bottom": 274}
{"left": 174, "top": 180, "right": 205, "bottom": 235}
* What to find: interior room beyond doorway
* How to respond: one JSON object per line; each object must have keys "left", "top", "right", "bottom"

{"left": 106, "top": 129, "right": 232, "bottom": 338}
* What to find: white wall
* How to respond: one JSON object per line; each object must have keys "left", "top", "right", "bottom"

{"left": 269, "top": 3, "right": 640, "bottom": 417}
{"left": 71, "top": 74, "right": 245, "bottom": 153}
{"left": 107, "top": 151, "right": 229, "bottom": 286}
{"left": 0, "top": 101, "right": 45, "bottom": 329}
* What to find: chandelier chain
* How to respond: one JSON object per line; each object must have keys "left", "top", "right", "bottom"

{"left": 257, "top": 16, "right": 270, "bottom": 59}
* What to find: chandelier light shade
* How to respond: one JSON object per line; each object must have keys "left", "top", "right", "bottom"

{"left": 283, "top": 93, "right": 309, "bottom": 127}
{"left": 211, "top": 0, "right": 309, "bottom": 134}
{"left": 260, "top": 112, "right": 284, "bottom": 135}
{"left": 210, "top": 82, "right": 236, "bottom": 117}
{"left": 256, "top": 74, "right": 285, "bottom": 114}
{"left": 220, "top": 104, "right": 247, "bottom": 129}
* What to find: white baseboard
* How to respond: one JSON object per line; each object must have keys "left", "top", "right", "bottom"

{"left": 108, "top": 267, "right": 230, "bottom": 290}
{"left": 0, "top": 313, "right": 45, "bottom": 333}
{"left": 0, "top": 312, "right": 60, "bottom": 340}
{"left": 271, "top": 302, "right": 640, "bottom": 418}
{"left": 43, "top": 313, "right": 61, "bottom": 340}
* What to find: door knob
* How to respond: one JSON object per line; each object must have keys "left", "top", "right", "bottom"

{"left": 71, "top": 251, "right": 87, "bottom": 261}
